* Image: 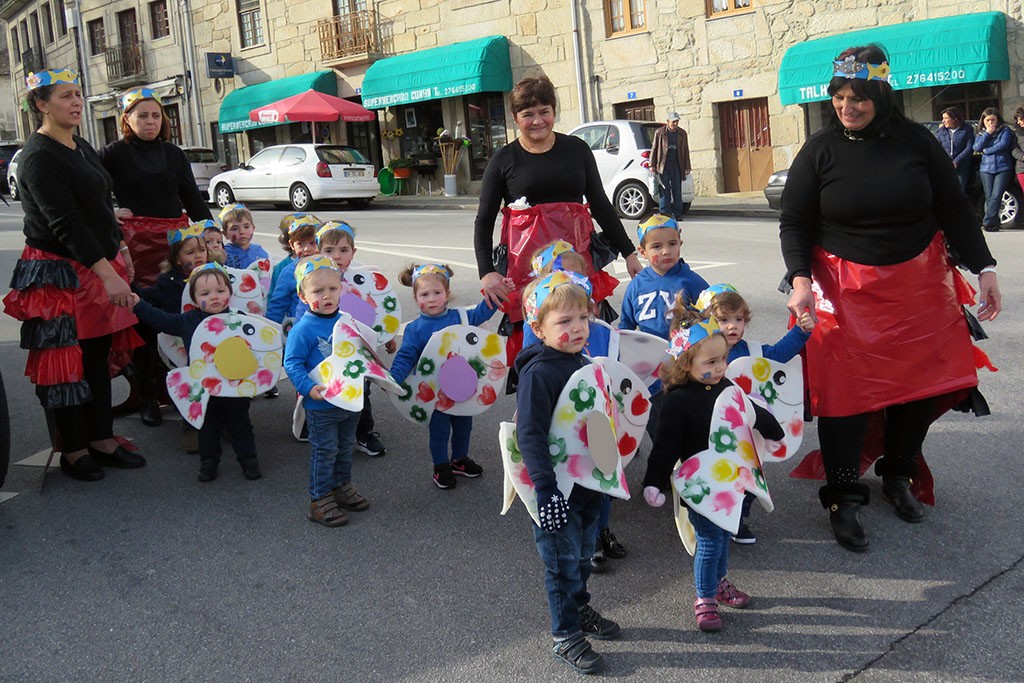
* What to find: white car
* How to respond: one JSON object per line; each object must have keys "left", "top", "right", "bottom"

{"left": 180, "top": 146, "right": 227, "bottom": 195}
{"left": 6, "top": 148, "right": 21, "bottom": 200}
{"left": 208, "top": 144, "right": 378, "bottom": 211}
{"left": 568, "top": 120, "right": 695, "bottom": 220}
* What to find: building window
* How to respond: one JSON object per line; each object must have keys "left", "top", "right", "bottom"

{"left": 150, "top": 0, "right": 170, "bottom": 39}
{"left": 707, "top": 0, "right": 751, "bottom": 17}
{"left": 605, "top": 0, "right": 645, "bottom": 35}
{"left": 10, "top": 29, "right": 20, "bottom": 60}
{"left": 58, "top": 2, "right": 67, "bottom": 36}
{"left": 464, "top": 93, "right": 508, "bottom": 180}
{"left": 87, "top": 18, "right": 106, "bottom": 56}
{"left": 165, "top": 103, "right": 182, "bottom": 143}
{"left": 930, "top": 82, "right": 1001, "bottom": 122}
{"left": 101, "top": 117, "right": 119, "bottom": 145}
{"left": 614, "top": 98, "right": 655, "bottom": 121}
{"left": 238, "top": 0, "right": 264, "bottom": 48}
{"left": 41, "top": 4, "right": 54, "bottom": 44}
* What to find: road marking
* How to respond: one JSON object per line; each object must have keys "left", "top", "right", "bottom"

{"left": 358, "top": 240, "right": 475, "bottom": 252}
{"left": 0, "top": 491, "right": 18, "bottom": 504}
{"left": 16, "top": 449, "right": 57, "bottom": 467}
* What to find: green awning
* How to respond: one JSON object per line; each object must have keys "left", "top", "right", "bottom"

{"left": 360, "top": 35, "right": 512, "bottom": 109}
{"left": 218, "top": 70, "right": 338, "bottom": 133}
{"left": 779, "top": 12, "right": 1009, "bottom": 106}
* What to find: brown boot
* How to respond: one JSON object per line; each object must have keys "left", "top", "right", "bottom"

{"left": 307, "top": 495, "right": 349, "bottom": 527}
{"left": 333, "top": 482, "right": 370, "bottom": 511}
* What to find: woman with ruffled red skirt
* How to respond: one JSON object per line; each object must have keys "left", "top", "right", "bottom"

{"left": 3, "top": 71, "right": 145, "bottom": 481}
{"left": 780, "top": 45, "right": 1001, "bottom": 552}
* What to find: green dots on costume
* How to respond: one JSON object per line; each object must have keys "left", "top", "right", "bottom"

{"left": 569, "top": 380, "right": 596, "bottom": 412}
{"left": 418, "top": 357, "right": 436, "bottom": 376}
{"left": 548, "top": 436, "right": 568, "bottom": 465}
{"left": 710, "top": 426, "right": 737, "bottom": 453}
{"left": 758, "top": 381, "right": 778, "bottom": 405}
{"left": 382, "top": 296, "right": 398, "bottom": 313}
{"left": 507, "top": 436, "right": 522, "bottom": 463}
{"left": 681, "top": 477, "right": 711, "bottom": 504}
{"left": 410, "top": 405, "right": 427, "bottom": 423}
{"left": 343, "top": 359, "right": 366, "bottom": 379}
{"left": 592, "top": 468, "right": 619, "bottom": 491}
{"left": 468, "top": 357, "right": 487, "bottom": 379}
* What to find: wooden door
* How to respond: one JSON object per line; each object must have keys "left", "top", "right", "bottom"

{"left": 117, "top": 9, "right": 138, "bottom": 44}
{"left": 719, "top": 98, "right": 773, "bottom": 193}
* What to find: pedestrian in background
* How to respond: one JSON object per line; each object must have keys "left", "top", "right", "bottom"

{"left": 650, "top": 111, "right": 692, "bottom": 221}
{"left": 973, "top": 107, "right": 1015, "bottom": 232}
{"left": 1009, "top": 107, "right": 1024, "bottom": 202}
{"left": 934, "top": 106, "right": 974, "bottom": 192}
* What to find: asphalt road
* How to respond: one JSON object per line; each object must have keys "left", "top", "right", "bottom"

{"left": 1, "top": 204, "right": 1021, "bottom": 682}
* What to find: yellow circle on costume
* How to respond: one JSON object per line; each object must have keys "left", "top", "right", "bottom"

{"left": 439, "top": 331, "right": 456, "bottom": 356}
{"left": 752, "top": 358, "right": 771, "bottom": 382}
{"left": 188, "top": 360, "right": 206, "bottom": 379}
{"left": 384, "top": 315, "right": 400, "bottom": 334}
{"left": 739, "top": 440, "right": 756, "bottom": 463}
{"left": 319, "top": 364, "right": 333, "bottom": 381}
{"left": 263, "top": 352, "right": 281, "bottom": 373}
{"left": 342, "top": 384, "right": 363, "bottom": 401}
{"left": 334, "top": 341, "right": 355, "bottom": 358}
{"left": 259, "top": 326, "right": 278, "bottom": 345}
{"left": 214, "top": 337, "right": 258, "bottom": 380}
{"left": 237, "top": 379, "right": 257, "bottom": 397}
{"left": 711, "top": 459, "right": 740, "bottom": 482}
{"left": 482, "top": 334, "right": 502, "bottom": 358}
{"left": 557, "top": 404, "right": 577, "bottom": 425}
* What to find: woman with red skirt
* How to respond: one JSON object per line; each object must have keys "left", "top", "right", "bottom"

{"left": 100, "top": 88, "right": 213, "bottom": 426}
{"left": 781, "top": 45, "right": 1002, "bottom": 552}
{"left": 3, "top": 70, "right": 145, "bottom": 481}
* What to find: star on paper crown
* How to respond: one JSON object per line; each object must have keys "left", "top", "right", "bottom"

{"left": 218, "top": 203, "right": 248, "bottom": 222}
{"left": 412, "top": 263, "right": 450, "bottom": 282}
{"left": 287, "top": 214, "right": 322, "bottom": 234}
{"left": 524, "top": 270, "right": 593, "bottom": 325}
{"left": 530, "top": 240, "right": 575, "bottom": 277}
{"left": 668, "top": 316, "right": 721, "bottom": 358}
{"left": 169, "top": 220, "right": 216, "bottom": 246}
{"left": 695, "top": 283, "right": 739, "bottom": 313}
{"left": 26, "top": 69, "right": 79, "bottom": 90}
{"left": 121, "top": 88, "right": 161, "bottom": 112}
{"left": 188, "top": 261, "right": 230, "bottom": 282}
{"left": 295, "top": 255, "right": 339, "bottom": 294}
{"left": 833, "top": 56, "right": 891, "bottom": 82}
{"left": 637, "top": 213, "right": 678, "bottom": 243}
{"left": 315, "top": 221, "right": 355, "bottom": 245}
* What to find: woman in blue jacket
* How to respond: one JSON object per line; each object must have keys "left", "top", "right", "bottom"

{"left": 973, "top": 107, "right": 1015, "bottom": 232}
{"left": 935, "top": 106, "right": 974, "bottom": 192}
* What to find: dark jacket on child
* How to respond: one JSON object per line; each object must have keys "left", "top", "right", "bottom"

{"left": 134, "top": 267, "right": 188, "bottom": 314}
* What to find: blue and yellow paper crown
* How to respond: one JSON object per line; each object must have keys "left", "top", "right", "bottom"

{"left": 218, "top": 203, "right": 248, "bottom": 222}
{"left": 637, "top": 213, "right": 678, "bottom": 243}
{"left": 189, "top": 261, "right": 230, "bottom": 282}
{"left": 295, "top": 255, "right": 339, "bottom": 294}
{"left": 695, "top": 283, "right": 739, "bottom": 313}
{"left": 833, "top": 56, "right": 891, "bottom": 82}
{"left": 668, "top": 316, "right": 721, "bottom": 358}
{"left": 287, "top": 214, "right": 322, "bottom": 234}
{"left": 26, "top": 69, "right": 79, "bottom": 90}
{"left": 169, "top": 220, "right": 217, "bottom": 246}
{"left": 122, "top": 88, "right": 161, "bottom": 112}
{"left": 524, "top": 270, "right": 593, "bottom": 325}
{"left": 315, "top": 221, "right": 355, "bottom": 245}
{"left": 530, "top": 240, "right": 575, "bottom": 277}
{"left": 412, "top": 263, "right": 450, "bottom": 282}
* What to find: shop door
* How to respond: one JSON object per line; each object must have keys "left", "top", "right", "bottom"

{"left": 719, "top": 98, "right": 772, "bottom": 193}
{"left": 614, "top": 99, "right": 655, "bottom": 121}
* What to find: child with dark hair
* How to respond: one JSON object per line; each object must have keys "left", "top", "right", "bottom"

{"left": 202, "top": 223, "right": 226, "bottom": 265}
{"left": 269, "top": 212, "right": 320, "bottom": 294}
{"left": 266, "top": 216, "right": 322, "bottom": 324}
{"left": 220, "top": 202, "right": 269, "bottom": 268}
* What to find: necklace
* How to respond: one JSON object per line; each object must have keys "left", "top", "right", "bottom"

{"left": 38, "top": 128, "right": 76, "bottom": 150}
{"left": 843, "top": 128, "right": 864, "bottom": 141}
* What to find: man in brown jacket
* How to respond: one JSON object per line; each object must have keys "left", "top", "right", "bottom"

{"left": 650, "top": 112, "right": 691, "bottom": 220}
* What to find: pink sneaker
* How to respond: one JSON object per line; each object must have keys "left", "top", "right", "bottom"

{"left": 694, "top": 597, "right": 721, "bottom": 632}
{"left": 716, "top": 577, "right": 751, "bottom": 608}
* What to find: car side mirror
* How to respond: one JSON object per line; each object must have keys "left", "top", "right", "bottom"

{"left": 239, "top": 163, "right": 252, "bottom": 170}
{"left": 605, "top": 144, "right": 619, "bottom": 154}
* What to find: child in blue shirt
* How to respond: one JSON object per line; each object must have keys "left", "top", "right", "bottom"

{"left": 269, "top": 212, "right": 320, "bottom": 295}
{"left": 283, "top": 255, "right": 371, "bottom": 527}
{"left": 266, "top": 217, "right": 322, "bottom": 324}
{"left": 390, "top": 263, "right": 497, "bottom": 489}
{"left": 220, "top": 203, "right": 269, "bottom": 268}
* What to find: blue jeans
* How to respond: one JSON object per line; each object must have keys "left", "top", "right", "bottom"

{"left": 532, "top": 487, "right": 602, "bottom": 638}
{"left": 597, "top": 494, "right": 611, "bottom": 530}
{"left": 427, "top": 411, "right": 472, "bottom": 466}
{"left": 306, "top": 406, "right": 360, "bottom": 500}
{"left": 659, "top": 163, "right": 684, "bottom": 217}
{"left": 688, "top": 508, "right": 731, "bottom": 598}
{"left": 980, "top": 169, "right": 1013, "bottom": 227}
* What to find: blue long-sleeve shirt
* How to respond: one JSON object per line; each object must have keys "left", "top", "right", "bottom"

{"left": 727, "top": 326, "right": 811, "bottom": 364}
{"left": 269, "top": 253, "right": 296, "bottom": 297}
{"left": 132, "top": 299, "right": 210, "bottom": 351}
{"left": 521, "top": 319, "right": 612, "bottom": 358}
{"left": 224, "top": 241, "right": 270, "bottom": 269}
{"left": 283, "top": 310, "right": 351, "bottom": 413}
{"left": 619, "top": 260, "right": 709, "bottom": 339}
{"left": 390, "top": 299, "right": 498, "bottom": 385}
{"left": 266, "top": 258, "right": 300, "bottom": 323}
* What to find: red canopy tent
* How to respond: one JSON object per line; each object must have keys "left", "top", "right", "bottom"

{"left": 249, "top": 90, "right": 376, "bottom": 142}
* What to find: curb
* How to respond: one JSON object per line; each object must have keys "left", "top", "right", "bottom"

{"left": 371, "top": 198, "right": 779, "bottom": 219}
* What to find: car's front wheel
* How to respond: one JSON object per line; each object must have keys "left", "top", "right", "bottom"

{"left": 614, "top": 181, "right": 652, "bottom": 220}
{"left": 999, "top": 188, "right": 1020, "bottom": 227}
{"left": 7, "top": 178, "right": 17, "bottom": 201}
{"left": 214, "top": 184, "right": 235, "bottom": 208}
{"left": 290, "top": 183, "right": 315, "bottom": 211}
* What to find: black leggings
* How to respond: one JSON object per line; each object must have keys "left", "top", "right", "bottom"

{"left": 53, "top": 335, "right": 114, "bottom": 453}
{"left": 818, "top": 397, "right": 936, "bottom": 484}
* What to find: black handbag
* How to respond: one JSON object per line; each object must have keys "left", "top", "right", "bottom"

{"left": 492, "top": 243, "right": 508, "bottom": 276}
{"left": 589, "top": 230, "right": 618, "bottom": 270}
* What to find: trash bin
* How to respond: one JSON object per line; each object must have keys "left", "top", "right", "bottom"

{"left": 443, "top": 174, "right": 457, "bottom": 197}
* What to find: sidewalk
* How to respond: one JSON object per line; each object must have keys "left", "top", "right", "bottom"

{"left": 371, "top": 190, "right": 778, "bottom": 219}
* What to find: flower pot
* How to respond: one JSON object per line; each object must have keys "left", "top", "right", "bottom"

{"left": 392, "top": 167, "right": 412, "bottom": 179}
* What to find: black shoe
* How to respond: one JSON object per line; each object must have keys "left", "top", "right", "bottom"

{"left": 829, "top": 501, "right": 868, "bottom": 552}
{"left": 140, "top": 399, "right": 162, "bottom": 427}
{"left": 433, "top": 463, "right": 456, "bottom": 489}
{"left": 263, "top": 386, "right": 279, "bottom": 399}
{"left": 355, "top": 431, "right": 386, "bottom": 457}
{"left": 451, "top": 457, "right": 483, "bottom": 478}
{"left": 88, "top": 445, "right": 146, "bottom": 469}
{"left": 983, "top": 225, "right": 1001, "bottom": 232}
{"left": 599, "top": 527, "right": 627, "bottom": 559}
{"left": 882, "top": 477, "right": 924, "bottom": 523}
{"left": 198, "top": 462, "right": 218, "bottom": 482}
{"left": 589, "top": 549, "right": 608, "bottom": 573}
{"left": 241, "top": 460, "right": 263, "bottom": 480}
{"left": 59, "top": 453, "right": 104, "bottom": 481}
{"left": 732, "top": 521, "right": 757, "bottom": 545}
{"left": 579, "top": 604, "right": 620, "bottom": 640}
{"left": 552, "top": 633, "right": 603, "bottom": 675}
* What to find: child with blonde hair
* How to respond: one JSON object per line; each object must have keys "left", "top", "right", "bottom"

{"left": 220, "top": 203, "right": 268, "bottom": 268}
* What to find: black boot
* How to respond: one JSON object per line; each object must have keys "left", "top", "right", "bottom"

{"left": 881, "top": 477, "right": 925, "bottom": 523}
{"left": 820, "top": 484, "right": 870, "bottom": 553}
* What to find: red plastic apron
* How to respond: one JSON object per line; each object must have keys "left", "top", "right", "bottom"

{"left": 120, "top": 214, "right": 189, "bottom": 287}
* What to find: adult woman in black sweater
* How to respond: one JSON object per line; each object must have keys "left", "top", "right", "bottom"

{"left": 780, "top": 45, "right": 1001, "bottom": 552}
{"left": 100, "top": 88, "right": 212, "bottom": 425}
{"left": 473, "top": 76, "right": 642, "bottom": 364}
{"left": 3, "top": 70, "right": 146, "bottom": 481}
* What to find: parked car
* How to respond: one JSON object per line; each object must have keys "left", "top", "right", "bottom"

{"left": 6, "top": 148, "right": 21, "bottom": 200}
{"left": 180, "top": 146, "right": 227, "bottom": 195}
{"left": 208, "top": 144, "right": 378, "bottom": 211}
{"left": 763, "top": 168, "right": 787, "bottom": 210}
{"left": 568, "top": 120, "right": 695, "bottom": 220}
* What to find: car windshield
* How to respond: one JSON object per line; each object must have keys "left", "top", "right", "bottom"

{"left": 317, "top": 146, "right": 369, "bottom": 165}
{"left": 634, "top": 123, "right": 660, "bottom": 149}
{"left": 185, "top": 149, "right": 218, "bottom": 163}
{"left": 0, "top": 146, "right": 21, "bottom": 163}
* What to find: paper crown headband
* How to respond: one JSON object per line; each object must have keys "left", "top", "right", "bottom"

{"left": 295, "top": 255, "right": 339, "bottom": 294}
{"left": 412, "top": 264, "right": 450, "bottom": 281}
{"left": 833, "top": 56, "right": 891, "bottom": 82}
{"left": 530, "top": 240, "right": 575, "bottom": 277}
{"left": 315, "top": 221, "right": 354, "bottom": 245}
{"left": 26, "top": 70, "right": 79, "bottom": 90}
{"left": 637, "top": 213, "right": 678, "bottom": 242}
{"left": 524, "top": 270, "right": 592, "bottom": 325}
{"left": 169, "top": 220, "right": 217, "bottom": 246}
{"left": 695, "top": 283, "right": 739, "bottom": 312}
{"left": 218, "top": 203, "right": 247, "bottom": 222}
{"left": 668, "top": 316, "right": 721, "bottom": 358}
{"left": 122, "top": 88, "right": 162, "bottom": 112}
{"left": 189, "top": 261, "right": 230, "bottom": 282}
{"left": 287, "top": 214, "right": 322, "bottom": 234}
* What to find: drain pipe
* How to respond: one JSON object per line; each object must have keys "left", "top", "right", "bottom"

{"left": 178, "top": 0, "right": 205, "bottom": 145}
{"left": 570, "top": 0, "right": 587, "bottom": 124}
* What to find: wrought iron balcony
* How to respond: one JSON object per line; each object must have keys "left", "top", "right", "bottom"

{"left": 22, "top": 47, "right": 44, "bottom": 79}
{"left": 317, "top": 9, "right": 382, "bottom": 66}
{"left": 105, "top": 43, "right": 147, "bottom": 87}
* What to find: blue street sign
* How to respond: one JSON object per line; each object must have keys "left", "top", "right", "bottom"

{"left": 733, "top": 89, "right": 743, "bottom": 98}
{"left": 627, "top": 91, "right": 637, "bottom": 100}
{"left": 206, "top": 53, "right": 234, "bottom": 79}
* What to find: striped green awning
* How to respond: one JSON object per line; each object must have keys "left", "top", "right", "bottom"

{"left": 219, "top": 70, "right": 337, "bottom": 133}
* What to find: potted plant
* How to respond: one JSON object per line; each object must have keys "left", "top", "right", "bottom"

{"left": 389, "top": 157, "right": 414, "bottom": 179}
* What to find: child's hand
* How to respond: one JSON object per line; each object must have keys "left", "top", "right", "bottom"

{"left": 384, "top": 339, "right": 397, "bottom": 354}
{"left": 797, "top": 310, "right": 816, "bottom": 332}
{"left": 128, "top": 293, "right": 140, "bottom": 307}
{"left": 644, "top": 486, "right": 666, "bottom": 508}
{"left": 501, "top": 277, "right": 516, "bottom": 290}
{"left": 309, "top": 385, "right": 327, "bottom": 401}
